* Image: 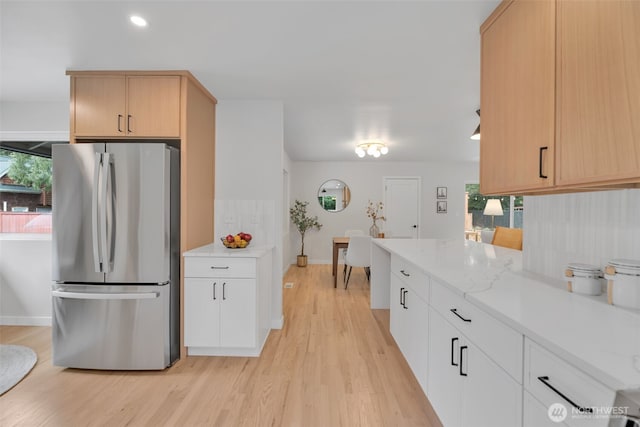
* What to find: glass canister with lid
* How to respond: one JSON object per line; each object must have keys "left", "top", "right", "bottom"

{"left": 604, "top": 259, "right": 640, "bottom": 310}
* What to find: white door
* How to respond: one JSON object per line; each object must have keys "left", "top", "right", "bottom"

{"left": 427, "top": 310, "right": 462, "bottom": 427}
{"left": 184, "top": 279, "right": 220, "bottom": 347}
{"left": 384, "top": 177, "right": 420, "bottom": 238}
{"left": 461, "top": 340, "right": 523, "bottom": 427}
{"left": 220, "top": 279, "right": 256, "bottom": 348}
{"left": 404, "top": 288, "right": 429, "bottom": 394}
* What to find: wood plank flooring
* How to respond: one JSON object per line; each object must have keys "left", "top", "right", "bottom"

{"left": 0, "top": 264, "right": 442, "bottom": 427}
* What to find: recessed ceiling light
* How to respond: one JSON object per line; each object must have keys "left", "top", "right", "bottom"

{"left": 130, "top": 15, "right": 147, "bottom": 27}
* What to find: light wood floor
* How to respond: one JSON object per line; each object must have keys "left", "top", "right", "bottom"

{"left": 0, "top": 264, "right": 442, "bottom": 427}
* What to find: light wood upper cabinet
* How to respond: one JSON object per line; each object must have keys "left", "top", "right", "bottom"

{"left": 480, "top": 0, "right": 640, "bottom": 194}
{"left": 73, "top": 76, "right": 126, "bottom": 137}
{"left": 556, "top": 0, "right": 640, "bottom": 187}
{"left": 70, "top": 74, "right": 181, "bottom": 138}
{"left": 480, "top": 0, "right": 556, "bottom": 195}
{"left": 126, "top": 76, "right": 181, "bottom": 137}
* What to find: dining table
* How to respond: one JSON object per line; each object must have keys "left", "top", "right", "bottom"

{"left": 332, "top": 236, "right": 350, "bottom": 288}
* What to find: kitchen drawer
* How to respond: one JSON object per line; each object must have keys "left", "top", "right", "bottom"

{"left": 524, "top": 338, "right": 615, "bottom": 427}
{"left": 185, "top": 257, "right": 256, "bottom": 279}
{"left": 431, "top": 279, "right": 523, "bottom": 382}
{"left": 390, "top": 254, "right": 429, "bottom": 303}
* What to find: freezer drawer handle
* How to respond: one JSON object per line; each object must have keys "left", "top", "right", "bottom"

{"left": 210, "top": 266, "right": 230, "bottom": 270}
{"left": 537, "top": 376, "right": 593, "bottom": 413}
{"left": 52, "top": 290, "right": 159, "bottom": 300}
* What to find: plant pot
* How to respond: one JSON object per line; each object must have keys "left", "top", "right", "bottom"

{"left": 297, "top": 255, "right": 308, "bottom": 267}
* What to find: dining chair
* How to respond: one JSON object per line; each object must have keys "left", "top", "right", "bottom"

{"left": 342, "top": 229, "right": 365, "bottom": 275}
{"left": 344, "top": 235, "right": 372, "bottom": 289}
{"left": 490, "top": 226, "right": 523, "bottom": 250}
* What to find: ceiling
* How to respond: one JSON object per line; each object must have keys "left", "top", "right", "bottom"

{"left": 0, "top": 0, "right": 499, "bottom": 162}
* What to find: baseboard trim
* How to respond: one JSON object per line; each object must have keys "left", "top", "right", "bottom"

{"left": 0, "top": 316, "right": 52, "bottom": 326}
{"left": 271, "top": 315, "right": 284, "bottom": 329}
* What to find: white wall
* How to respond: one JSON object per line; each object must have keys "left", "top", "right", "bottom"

{"left": 0, "top": 101, "right": 69, "bottom": 140}
{"left": 523, "top": 189, "right": 640, "bottom": 283}
{"left": 289, "top": 160, "right": 479, "bottom": 264}
{"left": 0, "top": 236, "right": 52, "bottom": 325}
{"left": 215, "top": 100, "right": 285, "bottom": 329}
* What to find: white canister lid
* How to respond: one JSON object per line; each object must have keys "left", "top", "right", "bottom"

{"left": 607, "top": 259, "right": 640, "bottom": 276}
{"left": 567, "top": 263, "right": 602, "bottom": 278}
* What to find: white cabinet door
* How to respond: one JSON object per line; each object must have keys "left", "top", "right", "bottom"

{"left": 524, "top": 391, "right": 565, "bottom": 427}
{"left": 428, "top": 310, "right": 462, "bottom": 427}
{"left": 220, "top": 279, "right": 256, "bottom": 348}
{"left": 389, "top": 274, "right": 409, "bottom": 354}
{"left": 461, "top": 340, "right": 522, "bottom": 427}
{"left": 404, "top": 288, "right": 429, "bottom": 393}
{"left": 184, "top": 278, "right": 220, "bottom": 347}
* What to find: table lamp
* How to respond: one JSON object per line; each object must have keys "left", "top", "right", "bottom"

{"left": 483, "top": 199, "right": 503, "bottom": 229}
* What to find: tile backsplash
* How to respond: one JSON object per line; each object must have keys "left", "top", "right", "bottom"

{"left": 523, "top": 189, "right": 640, "bottom": 283}
{"left": 214, "top": 200, "right": 276, "bottom": 247}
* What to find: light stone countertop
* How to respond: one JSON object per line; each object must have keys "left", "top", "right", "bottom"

{"left": 183, "top": 242, "right": 273, "bottom": 258}
{"left": 373, "top": 238, "right": 640, "bottom": 391}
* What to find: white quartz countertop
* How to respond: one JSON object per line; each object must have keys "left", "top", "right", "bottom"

{"left": 183, "top": 242, "right": 273, "bottom": 258}
{"left": 374, "top": 238, "right": 640, "bottom": 391}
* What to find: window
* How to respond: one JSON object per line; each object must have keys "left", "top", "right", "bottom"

{"left": 0, "top": 141, "right": 63, "bottom": 234}
{"left": 465, "top": 183, "right": 523, "bottom": 231}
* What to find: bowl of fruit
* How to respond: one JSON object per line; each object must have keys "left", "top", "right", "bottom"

{"left": 221, "top": 232, "right": 252, "bottom": 249}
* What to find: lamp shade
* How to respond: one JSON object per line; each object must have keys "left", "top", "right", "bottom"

{"left": 483, "top": 199, "right": 503, "bottom": 216}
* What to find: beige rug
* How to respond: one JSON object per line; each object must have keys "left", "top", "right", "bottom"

{"left": 0, "top": 344, "right": 37, "bottom": 395}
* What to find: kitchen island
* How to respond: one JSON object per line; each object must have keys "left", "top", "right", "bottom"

{"left": 372, "top": 238, "right": 640, "bottom": 427}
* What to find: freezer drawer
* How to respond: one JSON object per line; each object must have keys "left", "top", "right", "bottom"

{"left": 52, "top": 284, "right": 172, "bottom": 370}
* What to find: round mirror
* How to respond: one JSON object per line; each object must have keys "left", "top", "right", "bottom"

{"left": 317, "top": 179, "right": 351, "bottom": 212}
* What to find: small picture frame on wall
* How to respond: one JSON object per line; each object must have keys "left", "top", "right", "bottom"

{"left": 437, "top": 186, "right": 447, "bottom": 199}
{"left": 437, "top": 201, "right": 447, "bottom": 214}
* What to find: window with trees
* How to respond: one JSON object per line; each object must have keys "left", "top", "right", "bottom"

{"left": 0, "top": 147, "right": 54, "bottom": 234}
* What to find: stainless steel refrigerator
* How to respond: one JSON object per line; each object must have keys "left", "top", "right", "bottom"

{"left": 51, "top": 143, "right": 180, "bottom": 370}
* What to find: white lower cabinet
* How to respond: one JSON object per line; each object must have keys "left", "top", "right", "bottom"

{"left": 184, "top": 249, "right": 272, "bottom": 357}
{"left": 524, "top": 391, "right": 566, "bottom": 427}
{"left": 524, "top": 338, "right": 615, "bottom": 427}
{"left": 390, "top": 262, "right": 429, "bottom": 394}
{"left": 427, "top": 309, "right": 522, "bottom": 427}
{"left": 390, "top": 274, "right": 429, "bottom": 392}
{"left": 185, "top": 278, "right": 255, "bottom": 348}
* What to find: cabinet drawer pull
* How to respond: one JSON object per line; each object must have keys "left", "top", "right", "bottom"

{"left": 210, "top": 266, "right": 230, "bottom": 269}
{"left": 117, "top": 114, "right": 123, "bottom": 133}
{"left": 451, "top": 337, "right": 459, "bottom": 366}
{"left": 402, "top": 290, "right": 408, "bottom": 309}
{"left": 450, "top": 308, "right": 472, "bottom": 323}
{"left": 212, "top": 282, "right": 216, "bottom": 300}
{"left": 539, "top": 146, "right": 548, "bottom": 179}
{"left": 400, "top": 287, "right": 405, "bottom": 307}
{"left": 537, "top": 376, "right": 593, "bottom": 413}
{"left": 459, "top": 345, "right": 468, "bottom": 376}
{"left": 400, "top": 270, "right": 410, "bottom": 277}
{"left": 127, "top": 114, "right": 132, "bottom": 133}
{"left": 222, "top": 282, "right": 226, "bottom": 300}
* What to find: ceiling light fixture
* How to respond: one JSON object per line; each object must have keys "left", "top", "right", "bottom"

{"left": 470, "top": 109, "right": 480, "bottom": 140}
{"left": 130, "top": 15, "right": 148, "bottom": 27}
{"left": 355, "top": 141, "right": 389, "bottom": 158}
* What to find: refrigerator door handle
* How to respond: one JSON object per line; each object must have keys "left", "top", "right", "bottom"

{"left": 92, "top": 153, "right": 103, "bottom": 273}
{"left": 52, "top": 290, "right": 159, "bottom": 300}
{"left": 100, "top": 152, "right": 111, "bottom": 273}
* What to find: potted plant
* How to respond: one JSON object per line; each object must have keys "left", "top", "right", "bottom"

{"left": 290, "top": 199, "right": 322, "bottom": 267}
